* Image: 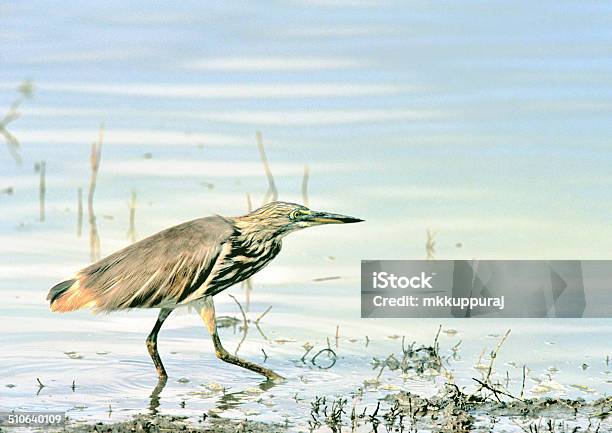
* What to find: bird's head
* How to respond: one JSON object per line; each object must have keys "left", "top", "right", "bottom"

{"left": 237, "top": 201, "right": 363, "bottom": 237}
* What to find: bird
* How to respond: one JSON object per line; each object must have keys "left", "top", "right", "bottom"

{"left": 47, "top": 201, "right": 363, "bottom": 381}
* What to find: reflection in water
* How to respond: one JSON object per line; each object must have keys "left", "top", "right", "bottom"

{"left": 148, "top": 375, "right": 277, "bottom": 416}
{"left": 148, "top": 376, "right": 167, "bottom": 414}
{"left": 215, "top": 378, "right": 278, "bottom": 413}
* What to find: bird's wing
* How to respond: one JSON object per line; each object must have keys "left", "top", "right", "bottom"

{"left": 74, "top": 215, "right": 234, "bottom": 312}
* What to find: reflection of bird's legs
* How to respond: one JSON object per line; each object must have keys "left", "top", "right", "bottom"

{"left": 148, "top": 375, "right": 167, "bottom": 414}
{"left": 146, "top": 308, "right": 173, "bottom": 379}
{"left": 199, "top": 296, "right": 284, "bottom": 382}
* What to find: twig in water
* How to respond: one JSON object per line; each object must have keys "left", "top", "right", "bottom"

{"left": 311, "top": 348, "right": 337, "bottom": 369}
{"left": 375, "top": 364, "right": 387, "bottom": 383}
{"left": 482, "top": 329, "right": 511, "bottom": 386}
{"left": 228, "top": 294, "right": 248, "bottom": 355}
{"left": 36, "top": 377, "right": 45, "bottom": 388}
{"left": 256, "top": 131, "right": 278, "bottom": 205}
{"left": 302, "top": 164, "right": 309, "bottom": 207}
{"left": 301, "top": 346, "right": 313, "bottom": 362}
{"left": 253, "top": 306, "right": 272, "bottom": 341}
{"left": 39, "top": 161, "right": 46, "bottom": 222}
{"left": 520, "top": 364, "right": 526, "bottom": 398}
{"left": 433, "top": 324, "right": 442, "bottom": 357}
{"left": 128, "top": 190, "right": 137, "bottom": 243}
{"left": 261, "top": 348, "right": 268, "bottom": 362}
{"left": 255, "top": 306, "right": 272, "bottom": 324}
{"left": 473, "top": 378, "right": 522, "bottom": 402}
{"left": 335, "top": 325, "right": 340, "bottom": 348}
{"left": 88, "top": 125, "right": 103, "bottom": 262}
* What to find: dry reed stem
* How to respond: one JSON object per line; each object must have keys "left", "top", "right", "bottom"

{"left": 256, "top": 131, "right": 278, "bottom": 205}
{"left": 128, "top": 190, "right": 137, "bottom": 243}
{"left": 77, "top": 187, "right": 83, "bottom": 237}
{"left": 302, "top": 164, "right": 310, "bottom": 207}
{"left": 228, "top": 294, "right": 248, "bottom": 355}
{"left": 246, "top": 193, "right": 253, "bottom": 212}
{"left": 482, "top": 329, "right": 511, "bottom": 385}
{"left": 426, "top": 228, "right": 437, "bottom": 261}
{"left": 88, "top": 124, "right": 103, "bottom": 262}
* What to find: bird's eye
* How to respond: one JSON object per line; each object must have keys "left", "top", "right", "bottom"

{"left": 290, "top": 210, "right": 300, "bottom": 220}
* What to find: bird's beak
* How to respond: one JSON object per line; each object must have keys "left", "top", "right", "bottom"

{"left": 305, "top": 210, "right": 364, "bottom": 225}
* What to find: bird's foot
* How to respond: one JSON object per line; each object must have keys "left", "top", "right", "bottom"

{"left": 216, "top": 349, "right": 285, "bottom": 382}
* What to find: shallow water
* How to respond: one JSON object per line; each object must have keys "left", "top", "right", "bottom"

{"left": 1, "top": 0, "right": 611, "bottom": 431}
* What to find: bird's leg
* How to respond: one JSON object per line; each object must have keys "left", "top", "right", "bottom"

{"left": 199, "top": 296, "right": 284, "bottom": 382}
{"left": 146, "top": 308, "right": 173, "bottom": 379}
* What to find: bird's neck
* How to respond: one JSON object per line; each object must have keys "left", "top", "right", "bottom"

{"left": 231, "top": 218, "right": 282, "bottom": 247}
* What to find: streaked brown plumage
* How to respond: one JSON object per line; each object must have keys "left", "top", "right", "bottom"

{"left": 47, "top": 201, "right": 363, "bottom": 381}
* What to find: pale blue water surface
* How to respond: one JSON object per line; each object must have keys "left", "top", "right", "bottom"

{"left": 0, "top": 1, "right": 611, "bottom": 431}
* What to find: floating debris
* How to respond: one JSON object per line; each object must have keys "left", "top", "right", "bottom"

{"left": 312, "top": 275, "right": 341, "bottom": 282}
{"left": 531, "top": 379, "right": 565, "bottom": 394}
{"left": 570, "top": 384, "right": 596, "bottom": 393}
{"left": 205, "top": 382, "right": 224, "bottom": 392}
{"left": 64, "top": 351, "right": 84, "bottom": 360}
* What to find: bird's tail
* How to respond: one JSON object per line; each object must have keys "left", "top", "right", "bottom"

{"left": 47, "top": 278, "right": 96, "bottom": 312}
